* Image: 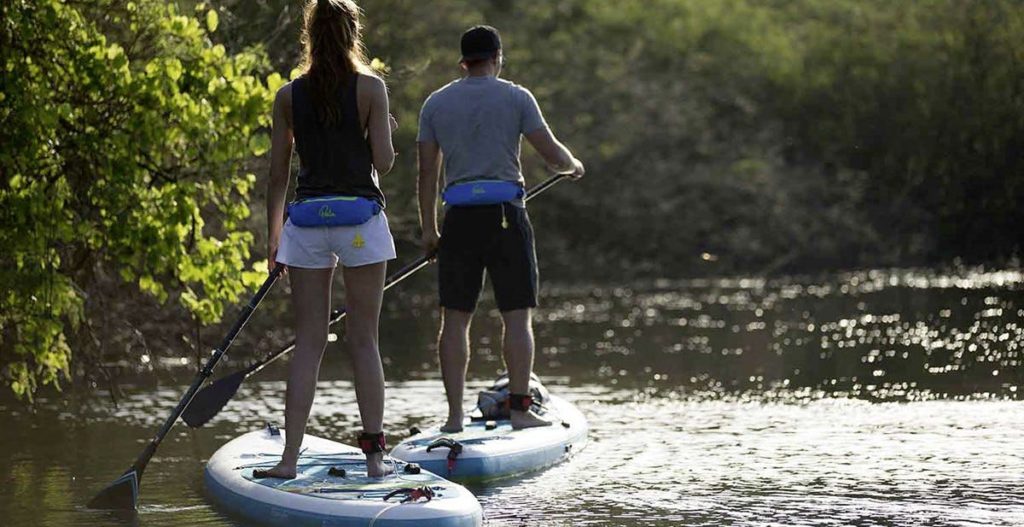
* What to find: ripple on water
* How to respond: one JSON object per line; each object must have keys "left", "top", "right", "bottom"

{"left": 476, "top": 388, "right": 1024, "bottom": 526}
{"left": 5, "top": 266, "right": 1024, "bottom": 526}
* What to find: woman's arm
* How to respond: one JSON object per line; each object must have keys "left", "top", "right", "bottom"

{"left": 365, "top": 75, "right": 396, "bottom": 175}
{"left": 266, "top": 83, "right": 294, "bottom": 273}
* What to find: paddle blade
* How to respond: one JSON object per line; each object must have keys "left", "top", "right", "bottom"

{"left": 87, "top": 469, "right": 139, "bottom": 510}
{"left": 181, "top": 369, "right": 246, "bottom": 428}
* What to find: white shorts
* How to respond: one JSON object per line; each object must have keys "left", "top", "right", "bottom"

{"left": 276, "top": 212, "right": 396, "bottom": 269}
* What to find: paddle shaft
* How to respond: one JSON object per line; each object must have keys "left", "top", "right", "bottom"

{"left": 237, "top": 173, "right": 570, "bottom": 379}
{"left": 127, "top": 265, "right": 284, "bottom": 479}
{"left": 91, "top": 172, "right": 569, "bottom": 508}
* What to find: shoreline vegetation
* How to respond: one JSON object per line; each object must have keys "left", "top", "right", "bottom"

{"left": 2, "top": 0, "right": 1022, "bottom": 400}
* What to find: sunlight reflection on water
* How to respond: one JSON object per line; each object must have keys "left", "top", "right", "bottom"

{"left": 3, "top": 266, "right": 1024, "bottom": 526}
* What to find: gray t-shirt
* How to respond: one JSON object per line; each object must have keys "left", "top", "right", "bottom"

{"left": 417, "top": 76, "right": 548, "bottom": 204}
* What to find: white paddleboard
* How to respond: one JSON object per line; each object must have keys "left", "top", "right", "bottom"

{"left": 205, "top": 427, "right": 482, "bottom": 527}
{"left": 391, "top": 394, "right": 588, "bottom": 483}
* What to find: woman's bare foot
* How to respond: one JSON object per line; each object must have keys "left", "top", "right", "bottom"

{"left": 511, "top": 409, "right": 552, "bottom": 430}
{"left": 253, "top": 446, "right": 299, "bottom": 479}
{"left": 365, "top": 452, "right": 394, "bottom": 478}
{"left": 252, "top": 460, "right": 297, "bottom": 479}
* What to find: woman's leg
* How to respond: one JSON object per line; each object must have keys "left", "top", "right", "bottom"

{"left": 258, "top": 266, "right": 334, "bottom": 479}
{"left": 341, "top": 261, "right": 391, "bottom": 477}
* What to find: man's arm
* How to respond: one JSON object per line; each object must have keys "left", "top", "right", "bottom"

{"left": 525, "top": 128, "right": 585, "bottom": 178}
{"left": 417, "top": 140, "right": 443, "bottom": 255}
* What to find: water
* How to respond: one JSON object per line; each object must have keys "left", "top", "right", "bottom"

{"left": 3, "top": 267, "right": 1024, "bottom": 526}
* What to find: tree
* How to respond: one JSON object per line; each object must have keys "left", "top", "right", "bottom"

{"left": 0, "top": 0, "right": 277, "bottom": 399}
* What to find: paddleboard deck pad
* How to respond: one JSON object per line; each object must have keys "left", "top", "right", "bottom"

{"left": 391, "top": 394, "right": 587, "bottom": 483}
{"left": 205, "top": 428, "right": 482, "bottom": 527}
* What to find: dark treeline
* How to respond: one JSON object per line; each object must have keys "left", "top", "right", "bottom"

{"left": 213, "top": 0, "right": 1024, "bottom": 276}
{"left": 3, "top": 0, "right": 1021, "bottom": 399}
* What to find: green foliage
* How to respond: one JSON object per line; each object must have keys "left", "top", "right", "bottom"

{"left": 0, "top": 0, "right": 272, "bottom": 399}
{"left": 771, "top": 0, "right": 1024, "bottom": 261}
{"left": 3, "top": 0, "right": 1021, "bottom": 398}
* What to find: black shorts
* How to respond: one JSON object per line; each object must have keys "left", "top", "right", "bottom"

{"left": 438, "top": 203, "right": 538, "bottom": 313}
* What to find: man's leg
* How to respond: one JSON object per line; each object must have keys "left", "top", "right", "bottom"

{"left": 488, "top": 204, "right": 549, "bottom": 429}
{"left": 500, "top": 308, "right": 552, "bottom": 429}
{"left": 436, "top": 207, "right": 485, "bottom": 433}
{"left": 439, "top": 308, "right": 474, "bottom": 432}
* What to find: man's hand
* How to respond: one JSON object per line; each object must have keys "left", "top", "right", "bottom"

{"left": 569, "top": 157, "right": 585, "bottom": 179}
{"left": 422, "top": 229, "right": 440, "bottom": 258}
{"left": 389, "top": 114, "right": 398, "bottom": 133}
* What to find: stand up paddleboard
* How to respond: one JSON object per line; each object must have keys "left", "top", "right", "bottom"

{"left": 205, "top": 426, "right": 482, "bottom": 527}
{"left": 391, "top": 393, "right": 588, "bottom": 484}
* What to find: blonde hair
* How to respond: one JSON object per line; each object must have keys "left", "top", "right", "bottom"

{"left": 299, "top": 0, "right": 372, "bottom": 125}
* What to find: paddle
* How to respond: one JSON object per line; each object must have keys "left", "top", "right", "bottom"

{"left": 179, "top": 256, "right": 432, "bottom": 428}
{"left": 180, "top": 172, "right": 569, "bottom": 429}
{"left": 87, "top": 264, "right": 285, "bottom": 510}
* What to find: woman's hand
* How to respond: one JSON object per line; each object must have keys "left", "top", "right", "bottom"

{"left": 268, "top": 240, "right": 286, "bottom": 275}
{"left": 389, "top": 113, "right": 398, "bottom": 133}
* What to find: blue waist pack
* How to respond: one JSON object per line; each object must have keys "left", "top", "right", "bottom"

{"left": 442, "top": 179, "right": 524, "bottom": 207}
{"left": 287, "top": 195, "right": 380, "bottom": 227}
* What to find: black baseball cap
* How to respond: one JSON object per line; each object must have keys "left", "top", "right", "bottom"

{"left": 461, "top": 25, "right": 501, "bottom": 62}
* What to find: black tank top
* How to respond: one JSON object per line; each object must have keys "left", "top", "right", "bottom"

{"left": 291, "top": 74, "right": 385, "bottom": 206}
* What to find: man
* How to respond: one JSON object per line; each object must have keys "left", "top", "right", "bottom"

{"left": 417, "top": 25, "right": 585, "bottom": 431}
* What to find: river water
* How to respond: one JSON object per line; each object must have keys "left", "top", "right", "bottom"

{"left": 3, "top": 267, "right": 1024, "bottom": 526}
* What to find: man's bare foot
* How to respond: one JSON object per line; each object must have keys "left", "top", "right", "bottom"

{"left": 440, "top": 413, "right": 464, "bottom": 433}
{"left": 365, "top": 452, "right": 394, "bottom": 478}
{"left": 511, "top": 409, "right": 553, "bottom": 430}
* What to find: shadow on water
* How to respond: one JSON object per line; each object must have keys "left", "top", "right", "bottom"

{"left": 3, "top": 266, "right": 1024, "bottom": 526}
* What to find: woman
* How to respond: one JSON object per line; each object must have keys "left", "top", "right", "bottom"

{"left": 260, "top": 0, "right": 396, "bottom": 479}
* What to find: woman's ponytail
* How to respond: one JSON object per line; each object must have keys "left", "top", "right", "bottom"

{"left": 300, "top": 0, "right": 372, "bottom": 125}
